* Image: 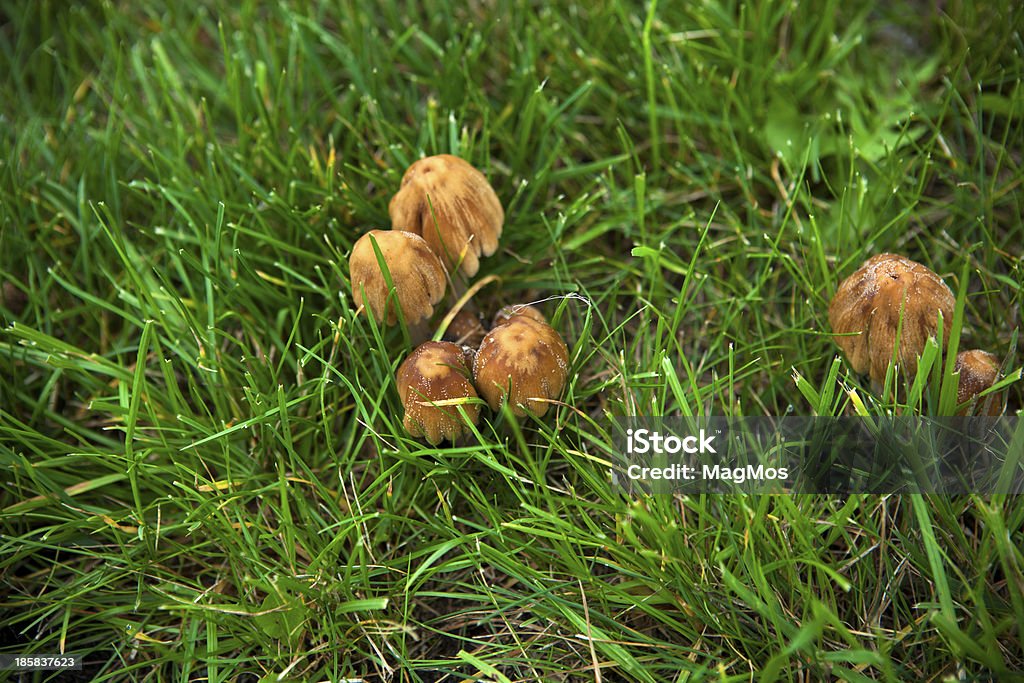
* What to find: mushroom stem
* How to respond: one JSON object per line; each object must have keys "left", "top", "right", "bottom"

{"left": 448, "top": 275, "right": 470, "bottom": 306}
{"left": 408, "top": 320, "right": 432, "bottom": 347}
{"left": 436, "top": 274, "right": 500, "bottom": 341}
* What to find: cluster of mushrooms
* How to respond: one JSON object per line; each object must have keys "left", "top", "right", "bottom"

{"left": 348, "top": 155, "right": 570, "bottom": 445}
{"left": 829, "top": 253, "right": 1002, "bottom": 414}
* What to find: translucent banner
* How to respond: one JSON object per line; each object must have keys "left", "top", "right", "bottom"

{"left": 609, "top": 417, "right": 1024, "bottom": 494}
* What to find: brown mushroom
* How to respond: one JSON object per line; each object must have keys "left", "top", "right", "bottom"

{"left": 388, "top": 154, "right": 503, "bottom": 277}
{"left": 829, "top": 253, "right": 955, "bottom": 386}
{"left": 442, "top": 309, "right": 487, "bottom": 348}
{"left": 349, "top": 230, "right": 446, "bottom": 327}
{"left": 396, "top": 341, "right": 480, "bottom": 444}
{"left": 954, "top": 349, "right": 1002, "bottom": 415}
{"left": 492, "top": 303, "right": 547, "bottom": 328}
{"left": 473, "top": 316, "right": 569, "bottom": 417}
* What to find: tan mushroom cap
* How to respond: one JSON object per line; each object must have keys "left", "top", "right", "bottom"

{"left": 442, "top": 309, "right": 487, "bottom": 348}
{"left": 492, "top": 303, "right": 547, "bottom": 328}
{"left": 473, "top": 317, "right": 569, "bottom": 417}
{"left": 954, "top": 349, "right": 1002, "bottom": 415}
{"left": 396, "top": 341, "right": 480, "bottom": 445}
{"left": 388, "top": 154, "right": 503, "bottom": 277}
{"left": 349, "top": 230, "right": 447, "bottom": 326}
{"left": 828, "top": 253, "right": 955, "bottom": 386}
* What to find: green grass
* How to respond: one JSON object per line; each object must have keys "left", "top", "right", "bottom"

{"left": 2, "top": 0, "right": 1023, "bottom": 680}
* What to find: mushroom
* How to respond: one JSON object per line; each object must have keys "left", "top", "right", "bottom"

{"left": 349, "top": 230, "right": 446, "bottom": 328}
{"left": 492, "top": 303, "right": 547, "bottom": 328}
{"left": 828, "top": 253, "right": 955, "bottom": 386}
{"left": 954, "top": 349, "right": 1002, "bottom": 415}
{"left": 396, "top": 341, "right": 481, "bottom": 444}
{"left": 442, "top": 309, "right": 487, "bottom": 349}
{"left": 388, "top": 154, "right": 503, "bottom": 277}
{"left": 473, "top": 316, "right": 569, "bottom": 417}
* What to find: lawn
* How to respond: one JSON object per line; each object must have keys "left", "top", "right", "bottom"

{"left": 2, "top": 1, "right": 1023, "bottom": 680}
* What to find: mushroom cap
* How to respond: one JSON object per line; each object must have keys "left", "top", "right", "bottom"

{"left": 388, "top": 154, "right": 503, "bottom": 277}
{"left": 442, "top": 309, "right": 487, "bottom": 348}
{"left": 396, "top": 341, "right": 480, "bottom": 445}
{"left": 473, "top": 317, "right": 569, "bottom": 417}
{"left": 828, "top": 253, "right": 955, "bottom": 386}
{"left": 492, "top": 303, "right": 547, "bottom": 328}
{"left": 954, "top": 349, "right": 1002, "bottom": 415}
{"left": 349, "top": 230, "right": 447, "bottom": 326}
